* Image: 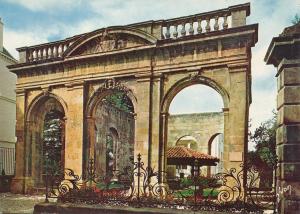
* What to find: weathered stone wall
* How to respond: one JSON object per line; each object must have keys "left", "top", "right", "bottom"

{"left": 168, "top": 112, "right": 224, "bottom": 153}
{"left": 94, "top": 101, "right": 135, "bottom": 174}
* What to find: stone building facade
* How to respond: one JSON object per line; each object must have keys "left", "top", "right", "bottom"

{"left": 0, "top": 18, "right": 17, "bottom": 175}
{"left": 265, "top": 22, "right": 300, "bottom": 214}
{"left": 8, "top": 3, "right": 258, "bottom": 193}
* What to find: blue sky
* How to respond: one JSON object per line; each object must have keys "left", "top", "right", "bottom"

{"left": 0, "top": 0, "right": 299, "bottom": 134}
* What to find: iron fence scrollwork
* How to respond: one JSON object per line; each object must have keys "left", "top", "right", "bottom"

{"left": 44, "top": 153, "right": 276, "bottom": 213}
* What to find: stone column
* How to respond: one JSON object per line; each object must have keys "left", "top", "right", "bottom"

{"left": 265, "top": 23, "right": 300, "bottom": 214}
{"left": 64, "top": 82, "right": 84, "bottom": 176}
{"left": 134, "top": 76, "right": 151, "bottom": 167}
{"left": 11, "top": 89, "right": 26, "bottom": 193}
{"left": 225, "top": 66, "right": 249, "bottom": 171}
{"left": 160, "top": 112, "right": 169, "bottom": 181}
{"left": 150, "top": 75, "right": 162, "bottom": 171}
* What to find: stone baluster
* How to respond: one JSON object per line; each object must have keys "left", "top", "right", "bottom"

{"left": 63, "top": 44, "right": 67, "bottom": 53}
{"left": 223, "top": 15, "right": 228, "bottom": 29}
{"left": 165, "top": 25, "right": 171, "bottom": 39}
{"left": 49, "top": 46, "right": 54, "bottom": 58}
{"left": 181, "top": 22, "right": 186, "bottom": 36}
{"left": 54, "top": 46, "right": 58, "bottom": 58}
{"left": 56, "top": 45, "right": 60, "bottom": 57}
{"left": 40, "top": 48, "right": 44, "bottom": 60}
{"left": 214, "top": 16, "right": 219, "bottom": 31}
{"left": 197, "top": 18, "right": 203, "bottom": 34}
{"left": 36, "top": 49, "right": 39, "bottom": 60}
{"left": 45, "top": 47, "right": 49, "bottom": 59}
{"left": 189, "top": 21, "right": 194, "bottom": 35}
{"left": 57, "top": 44, "right": 62, "bottom": 57}
{"left": 28, "top": 50, "right": 33, "bottom": 62}
{"left": 30, "top": 50, "right": 34, "bottom": 61}
{"left": 205, "top": 18, "right": 211, "bottom": 32}
{"left": 32, "top": 50, "right": 35, "bottom": 61}
{"left": 173, "top": 24, "right": 178, "bottom": 38}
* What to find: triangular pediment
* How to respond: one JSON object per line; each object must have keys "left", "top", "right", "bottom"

{"left": 64, "top": 26, "right": 157, "bottom": 57}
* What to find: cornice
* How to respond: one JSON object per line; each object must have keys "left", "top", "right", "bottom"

{"left": 8, "top": 24, "right": 257, "bottom": 75}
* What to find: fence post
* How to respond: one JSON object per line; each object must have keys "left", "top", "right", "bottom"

{"left": 45, "top": 159, "right": 49, "bottom": 203}
{"left": 137, "top": 153, "right": 141, "bottom": 205}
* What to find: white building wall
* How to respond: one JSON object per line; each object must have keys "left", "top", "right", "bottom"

{"left": 0, "top": 18, "right": 17, "bottom": 175}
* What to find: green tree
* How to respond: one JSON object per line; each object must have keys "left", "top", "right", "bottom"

{"left": 292, "top": 14, "right": 300, "bottom": 25}
{"left": 43, "top": 110, "right": 64, "bottom": 174}
{"left": 104, "top": 92, "right": 134, "bottom": 113}
{"left": 248, "top": 112, "right": 277, "bottom": 188}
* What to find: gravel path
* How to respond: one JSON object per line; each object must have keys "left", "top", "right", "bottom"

{"left": 0, "top": 193, "right": 45, "bottom": 214}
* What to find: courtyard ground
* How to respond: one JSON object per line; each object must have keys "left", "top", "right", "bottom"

{"left": 0, "top": 193, "right": 45, "bottom": 214}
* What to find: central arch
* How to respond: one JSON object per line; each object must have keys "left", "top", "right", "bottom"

{"left": 160, "top": 74, "right": 228, "bottom": 177}
{"left": 85, "top": 80, "right": 137, "bottom": 176}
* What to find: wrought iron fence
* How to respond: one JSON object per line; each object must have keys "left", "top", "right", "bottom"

{"left": 44, "top": 154, "right": 276, "bottom": 213}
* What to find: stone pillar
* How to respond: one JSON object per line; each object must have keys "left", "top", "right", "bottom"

{"left": 150, "top": 75, "right": 162, "bottom": 171}
{"left": 225, "top": 66, "right": 249, "bottom": 171}
{"left": 11, "top": 89, "right": 26, "bottom": 193}
{"left": 265, "top": 23, "right": 300, "bottom": 214}
{"left": 134, "top": 76, "right": 151, "bottom": 167}
{"left": 64, "top": 82, "right": 84, "bottom": 176}
{"left": 160, "top": 112, "right": 169, "bottom": 181}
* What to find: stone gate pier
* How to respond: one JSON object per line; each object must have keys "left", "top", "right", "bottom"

{"left": 265, "top": 23, "right": 300, "bottom": 214}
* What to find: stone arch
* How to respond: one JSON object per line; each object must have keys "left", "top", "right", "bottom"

{"left": 161, "top": 75, "right": 229, "bottom": 114}
{"left": 160, "top": 74, "right": 228, "bottom": 175}
{"left": 26, "top": 92, "right": 68, "bottom": 122}
{"left": 208, "top": 133, "right": 222, "bottom": 155}
{"left": 63, "top": 26, "right": 157, "bottom": 57}
{"left": 207, "top": 133, "right": 224, "bottom": 176}
{"left": 86, "top": 79, "right": 137, "bottom": 118}
{"left": 175, "top": 135, "right": 198, "bottom": 150}
{"left": 85, "top": 79, "right": 136, "bottom": 175}
{"left": 24, "top": 92, "right": 67, "bottom": 187}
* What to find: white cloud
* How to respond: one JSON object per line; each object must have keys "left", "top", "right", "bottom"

{"left": 3, "top": 0, "right": 83, "bottom": 12}
{"left": 4, "top": 29, "right": 48, "bottom": 59}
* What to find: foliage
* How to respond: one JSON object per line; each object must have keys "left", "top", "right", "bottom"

{"left": 179, "top": 176, "right": 220, "bottom": 190}
{"left": 43, "top": 110, "right": 64, "bottom": 173}
{"left": 292, "top": 14, "right": 300, "bottom": 25}
{"left": 174, "top": 188, "right": 219, "bottom": 198}
{"left": 104, "top": 92, "right": 134, "bottom": 113}
{"left": 248, "top": 112, "right": 277, "bottom": 188}
{"left": 96, "top": 181, "right": 125, "bottom": 190}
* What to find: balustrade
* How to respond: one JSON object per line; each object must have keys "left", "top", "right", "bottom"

{"left": 161, "top": 3, "right": 249, "bottom": 39}
{"left": 162, "top": 12, "right": 231, "bottom": 39}
{"left": 25, "top": 39, "right": 75, "bottom": 62}
{"left": 19, "top": 3, "right": 249, "bottom": 63}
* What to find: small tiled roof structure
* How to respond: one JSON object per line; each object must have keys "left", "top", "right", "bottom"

{"left": 167, "top": 146, "right": 219, "bottom": 166}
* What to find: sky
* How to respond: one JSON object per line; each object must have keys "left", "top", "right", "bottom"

{"left": 0, "top": 0, "right": 299, "bottom": 137}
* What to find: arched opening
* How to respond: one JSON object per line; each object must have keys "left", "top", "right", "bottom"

{"left": 165, "top": 83, "right": 224, "bottom": 180}
{"left": 176, "top": 135, "right": 197, "bottom": 150}
{"left": 208, "top": 133, "right": 223, "bottom": 176}
{"left": 26, "top": 95, "right": 66, "bottom": 187}
{"left": 42, "top": 110, "right": 65, "bottom": 177}
{"left": 90, "top": 91, "right": 135, "bottom": 176}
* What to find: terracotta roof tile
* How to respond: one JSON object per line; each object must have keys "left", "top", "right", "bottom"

{"left": 167, "top": 146, "right": 219, "bottom": 161}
